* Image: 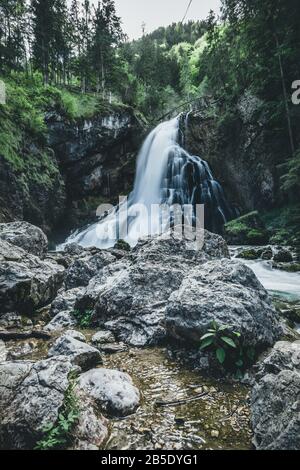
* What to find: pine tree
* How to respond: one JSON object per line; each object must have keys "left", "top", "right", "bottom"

{"left": 90, "top": 0, "right": 123, "bottom": 96}
{"left": 0, "top": 0, "right": 27, "bottom": 72}
{"left": 31, "top": 0, "right": 56, "bottom": 84}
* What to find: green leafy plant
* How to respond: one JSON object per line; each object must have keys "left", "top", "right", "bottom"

{"left": 35, "top": 375, "right": 79, "bottom": 450}
{"left": 200, "top": 320, "right": 240, "bottom": 365}
{"left": 73, "top": 309, "right": 94, "bottom": 328}
{"left": 200, "top": 321, "right": 256, "bottom": 376}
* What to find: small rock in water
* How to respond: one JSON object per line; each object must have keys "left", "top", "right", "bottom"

{"left": 211, "top": 430, "right": 220, "bottom": 438}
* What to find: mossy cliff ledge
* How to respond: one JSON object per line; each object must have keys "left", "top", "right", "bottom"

{"left": 0, "top": 79, "right": 145, "bottom": 236}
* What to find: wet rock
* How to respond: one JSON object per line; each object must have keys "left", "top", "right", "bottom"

{"left": 166, "top": 259, "right": 282, "bottom": 347}
{"left": 48, "top": 334, "right": 102, "bottom": 370}
{"left": 44, "top": 311, "right": 76, "bottom": 332}
{"left": 261, "top": 248, "right": 273, "bottom": 260}
{"left": 251, "top": 341, "right": 300, "bottom": 450}
{"left": 0, "top": 222, "right": 48, "bottom": 258}
{"left": 0, "top": 357, "right": 75, "bottom": 449}
{"left": 237, "top": 248, "right": 264, "bottom": 260}
{"left": 0, "top": 239, "right": 64, "bottom": 314}
{"left": 114, "top": 240, "right": 131, "bottom": 252}
{"left": 65, "top": 251, "right": 116, "bottom": 290}
{"left": 76, "top": 368, "right": 140, "bottom": 416}
{"left": 63, "top": 243, "right": 85, "bottom": 257}
{"left": 91, "top": 330, "right": 116, "bottom": 346}
{"left": 273, "top": 249, "right": 293, "bottom": 263}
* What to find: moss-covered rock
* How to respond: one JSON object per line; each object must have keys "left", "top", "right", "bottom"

{"left": 273, "top": 262, "right": 300, "bottom": 273}
{"left": 238, "top": 248, "right": 264, "bottom": 260}
{"left": 224, "top": 211, "right": 269, "bottom": 245}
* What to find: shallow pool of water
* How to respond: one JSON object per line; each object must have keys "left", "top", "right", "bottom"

{"left": 103, "top": 347, "right": 252, "bottom": 451}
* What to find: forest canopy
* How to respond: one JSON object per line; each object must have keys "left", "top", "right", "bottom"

{"left": 1, "top": 0, "right": 300, "bottom": 194}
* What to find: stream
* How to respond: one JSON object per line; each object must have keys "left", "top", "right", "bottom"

{"left": 229, "top": 246, "right": 300, "bottom": 301}
{"left": 103, "top": 347, "right": 252, "bottom": 451}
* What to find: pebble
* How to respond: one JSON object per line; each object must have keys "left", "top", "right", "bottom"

{"left": 211, "top": 430, "right": 220, "bottom": 438}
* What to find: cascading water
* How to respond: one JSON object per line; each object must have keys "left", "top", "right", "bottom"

{"left": 63, "top": 115, "right": 233, "bottom": 249}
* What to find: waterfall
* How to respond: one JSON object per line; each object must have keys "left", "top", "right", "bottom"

{"left": 62, "top": 115, "right": 233, "bottom": 249}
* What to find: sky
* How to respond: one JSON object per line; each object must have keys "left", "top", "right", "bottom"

{"left": 107, "top": 0, "right": 221, "bottom": 40}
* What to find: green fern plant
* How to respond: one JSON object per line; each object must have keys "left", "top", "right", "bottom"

{"left": 35, "top": 375, "right": 79, "bottom": 450}
{"left": 73, "top": 309, "right": 94, "bottom": 328}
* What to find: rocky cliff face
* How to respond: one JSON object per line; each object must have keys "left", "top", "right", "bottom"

{"left": 184, "top": 93, "right": 289, "bottom": 215}
{"left": 0, "top": 106, "right": 144, "bottom": 239}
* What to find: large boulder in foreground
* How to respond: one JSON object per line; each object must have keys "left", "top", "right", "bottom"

{"left": 0, "top": 221, "right": 48, "bottom": 257}
{"left": 251, "top": 341, "right": 300, "bottom": 450}
{"left": 0, "top": 239, "right": 64, "bottom": 314}
{"left": 0, "top": 357, "right": 109, "bottom": 450}
{"left": 165, "top": 259, "right": 282, "bottom": 348}
{"left": 77, "top": 230, "right": 230, "bottom": 346}
{"left": 0, "top": 357, "right": 74, "bottom": 449}
{"left": 76, "top": 368, "right": 140, "bottom": 417}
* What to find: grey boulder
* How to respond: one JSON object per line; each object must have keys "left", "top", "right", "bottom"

{"left": 0, "top": 357, "right": 74, "bottom": 449}
{"left": 91, "top": 330, "right": 116, "bottom": 346}
{"left": 44, "top": 311, "right": 77, "bottom": 332}
{"left": 76, "top": 368, "right": 140, "bottom": 416}
{"left": 0, "top": 221, "right": 48, "bottom": 258}
{"left": 50, "top": 287, "right": 85, "bottom": 318}
{"left": 0, "top": 239, "right": 64, "bottom": 314}
{"left": 48, "top": 334, "right": 102, "bottom": 369}
{"left": 251, "top": 341, "right": 300, "bottom": 450}
{"left": 65, "top": 250, "right": 116, "bottom": 289}
{"left": 79, "top": 230, "right": 230, "bottom": 347}
{"left": 166, "top": 259, "right": 282, "bottom": 347}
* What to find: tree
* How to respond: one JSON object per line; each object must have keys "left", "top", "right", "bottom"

{"left": 31, "top": 0, "right": 56, "bottom": 84}
{"left": 90, "top": 0, "right": 123, "bottom": 96}
{"left": 0, "top": 0, "right": 28, "bottom": 73}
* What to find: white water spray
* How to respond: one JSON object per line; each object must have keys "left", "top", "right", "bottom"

{"left": 62, "top": 116, "right": 233, "bottom": 249}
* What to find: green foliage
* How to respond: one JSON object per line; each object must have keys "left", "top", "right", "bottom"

{"left": 262, "top": 204, "right": 300, "bottom": 246}
{"left": 73, "top": 309, "right": 94, "bottom": 328}
{"left": 280, "top": 150, "right": 300, "bottom": 193}
{"left": 200, "top": 321, "right": 256, "bottom": 376}
{"left": 225, "top": 211, "right": 270, "bottom": 245}
{"left": 35, "top": 374, "right": 79, "bottom": 450}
